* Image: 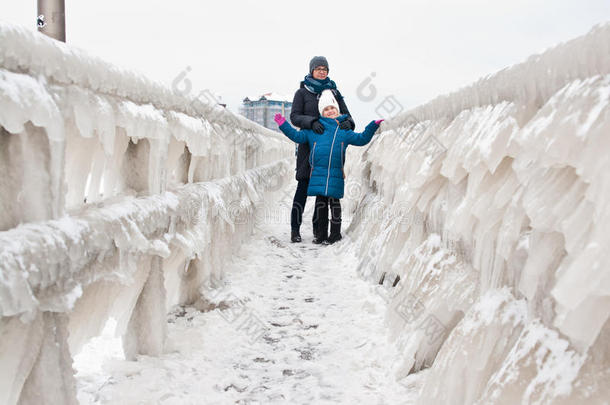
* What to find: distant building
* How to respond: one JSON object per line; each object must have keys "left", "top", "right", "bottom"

{"left": 239, "top": 92, "right": 292, "bottom": 131}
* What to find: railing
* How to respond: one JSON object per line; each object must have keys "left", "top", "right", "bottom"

{"left": 0, "top": 22, "right": 292, "bottom": 405}
{"left": 341, "top": 22, "right": 610, "bottom": 404}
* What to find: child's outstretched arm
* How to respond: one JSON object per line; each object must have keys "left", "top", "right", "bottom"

{"left": 344, "top": 119, "right": 384, "bottom": 146}
{"left": 274, "top": 114, "right": 308, "bottom": 144}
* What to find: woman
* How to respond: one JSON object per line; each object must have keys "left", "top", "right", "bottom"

{"left": 289, "top": 56, "right": 355, "bottom": 243}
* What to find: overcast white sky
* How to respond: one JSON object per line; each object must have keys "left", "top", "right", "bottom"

{"left": 2, "top": 0, "right": 609, "bottom": 127}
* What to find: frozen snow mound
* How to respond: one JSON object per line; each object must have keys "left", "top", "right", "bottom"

{"left": 0, "top": 22, "right": 292, "bottom": 405}
{"left": 342, "top": 22, "right": 610, "bottom": 404}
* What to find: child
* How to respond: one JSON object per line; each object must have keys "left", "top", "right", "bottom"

{"left": 274, "top": 89, "right": 383, "bottom": 244}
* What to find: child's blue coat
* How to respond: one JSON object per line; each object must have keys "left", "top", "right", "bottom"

{"left": 279, "top": 115, "right": 380, "bottom": 199}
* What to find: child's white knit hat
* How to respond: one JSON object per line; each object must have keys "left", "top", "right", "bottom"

{"left": 318, "top": 89, "right": 340, "bottom": 116}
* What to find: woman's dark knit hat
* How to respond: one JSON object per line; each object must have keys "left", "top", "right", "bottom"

{"left": 309, "top": 56, "right": 329, "bottom": 74}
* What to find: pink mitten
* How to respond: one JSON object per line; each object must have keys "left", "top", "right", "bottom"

{"left": 374, "top": 119, "right": 384, "bottom": 125}
{"left": 274, "top": 113, "right": 286, "bottom": 126}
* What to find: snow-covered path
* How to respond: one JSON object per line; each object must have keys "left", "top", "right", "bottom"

{"left": 75, "top": 199, "right": 418, "bottom": 404}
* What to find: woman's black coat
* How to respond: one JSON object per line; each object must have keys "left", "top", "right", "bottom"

{"left": 290, "top": 82, "right": 355, "bottom": 181}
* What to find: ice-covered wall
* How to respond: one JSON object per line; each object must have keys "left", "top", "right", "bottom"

{"left": 342, "top": 23, "right": 610, "bottom": 404}
{"left": 0, "top": 22, "right": 292, "bottom": 405}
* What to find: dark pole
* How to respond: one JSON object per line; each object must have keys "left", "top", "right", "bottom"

{"left": 37, "top": 0, "right": 66, "bottom": 42}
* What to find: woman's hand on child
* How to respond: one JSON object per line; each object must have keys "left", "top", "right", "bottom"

{"left": 274, "top": 113, "right": 286, "bottom": 126}
{"left": 339, "top": 120, "right": 352, "bottom": 130}
{"left": 312, "top": 120, "right": 325, "bottom": 134}
{"left": 375, "top": 119, "right": 384, "bottom": 125}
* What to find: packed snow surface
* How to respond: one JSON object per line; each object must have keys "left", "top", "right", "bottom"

{"left": 75, "top": 205, "right": 421, "bottom": 404}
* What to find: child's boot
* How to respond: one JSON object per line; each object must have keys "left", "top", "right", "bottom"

{"left": 326, "top": 233, "right": 342, "bottom": 244}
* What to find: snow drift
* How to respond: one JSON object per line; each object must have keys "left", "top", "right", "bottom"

{"left": 341, "top": 23, "right": 610, "bottom": 404}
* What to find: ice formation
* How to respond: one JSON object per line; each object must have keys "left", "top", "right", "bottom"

{"left": 1, "top": 17, "right": 610, "bottom": 405}
{"left": 341, "top": 22, "right": 610, "bottom": 404}
{"left": 0, "top": 22, "right": 292, "bottom": 405}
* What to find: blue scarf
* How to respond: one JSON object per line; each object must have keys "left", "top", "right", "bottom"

{"left": 303, "top": 74, "right": 337, "bottom": 94}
